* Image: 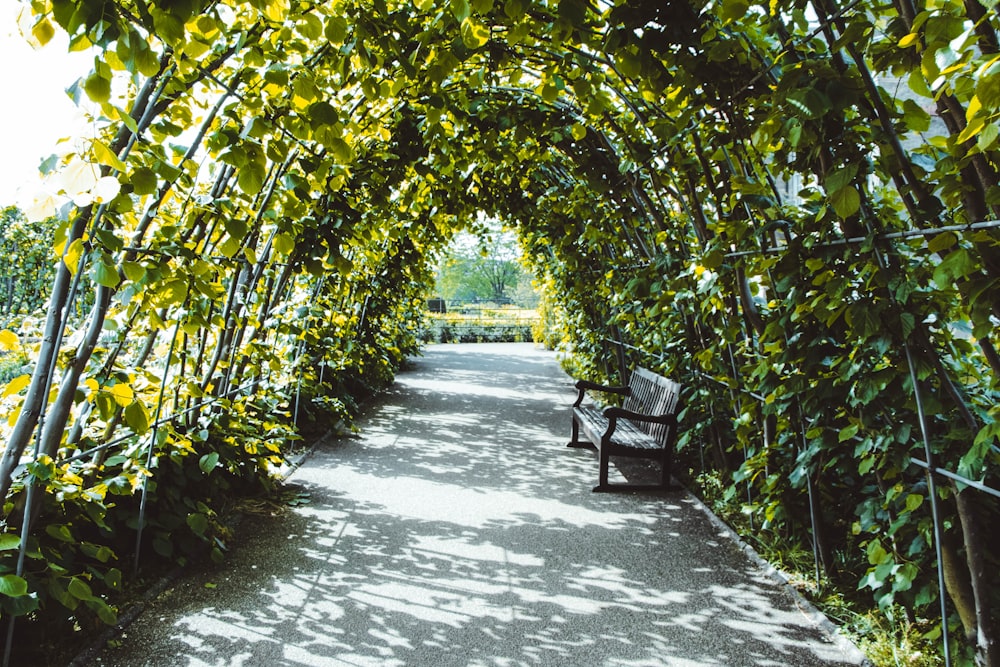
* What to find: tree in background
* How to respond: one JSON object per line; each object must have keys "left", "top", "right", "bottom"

{"left": 434, "top": 223, "right": 534, "bottom": 305}
{"left": 0, "top": 206, "right": 55, "bottom": 324}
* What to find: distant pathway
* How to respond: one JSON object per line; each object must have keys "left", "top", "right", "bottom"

{"left": 93, "top": 343, "right": 866, "bottom": 667}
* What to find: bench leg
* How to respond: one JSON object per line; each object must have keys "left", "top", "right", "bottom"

{"left": 660, "top": 446, "right": 674, "bottom": 490}
{"left": 593, "top": 445, "right": 611, "bottom": 492}
{"left": 567, "top": 417, "right": 592, "bottom": 448}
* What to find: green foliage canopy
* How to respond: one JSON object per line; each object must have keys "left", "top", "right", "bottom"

{"left": 0, "top": 0, "right": 998, "bottom": 662}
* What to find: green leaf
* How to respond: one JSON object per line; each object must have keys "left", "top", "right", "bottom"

{"left": 122, "top": 261, "right": 146, "bottom": 282}
{"left": 31, "top": 17, "right": 56, "bottom": 46}
{"left": 839, "top": 423, "right": 859, "bottom": 442}
{"left": 199, "top": 452, "right": 220, "bottom": 474}
{"left": 0, "top": 533, "right": 20, "bottom": 551}
{"left": 719, "top": 0, "right": 750, "bottom": 23}
{"left": 932, "top": 247, "right": 976, "bottom": 288}
{"left": 451, "top": 0, "right": 471, "bottom": 21}
{"left": 330, "top": 138, "right": 354, "bottom": 163}
{"left": 92, "top": 599, "right": 118, "bottom": 625}
{"left": 325, "top": 16, "right": 348, "bottom": 44}
{"left": 93, "top": 256, "right": 121, "bottom": 288}
{"left": 504, "top": 0, "right": 525, "bottom": 19}
{"left": 297, "top": 14, "right": 323, "bottom": 40}
{"left": 63, "top": 238, "right": 86, "bottom": 275}
{"left": 123, "top": 401, "right": 150, "bottom": 435}
{"left": 83, "top": 72, "right": 112, "bottom": 104}
{"left": 0, "top": 575, "right": 28, "bottom": 598}
{"left": 927, "top": 231, "right": 958, "bottom": 253}
{"left": 977, "top": 123, "right": 999, "bottom": 152}
{"left": 46, "top": 524, "right": 74, "bottom": 543}
{"left": 262, "top": 0, "right": 290, "bottom": 23}
{"left": 130, "top": 167, "right": 158, "bottom": 195}
{"left": 308, "top": 101, "right": 339, "bottom": 129}
{"left": 67, "top": 577, "right": 95, "bottom": 601}
{"left": 93, "top": 141, "right": 127, "bottom": 172}
{"left": 901, "top": 99, "right": 931, "bottom": 133}
{"left": 3, "top": 592, "right": 40, "bottom": 616}
{"left": 238, "top": 163, "right": 266, "bottom": 195}
{"left": 187, "top": 512, "right": 209, "bottom": 536}
{"left": 557, "top": 0, "right": 588, "bottom": 25}
{"left": 274, "top": 233, "right": 295, "bottom": 255}
{"left": 904, "top": 494, "right": 923, "bottom": 512}
{"left": 976, "top": 60, "right": 1000, "bottom": 108}
{"left": 830, "top": 185, "right": 861, "bottom": 219}
{"left": 825, "top": 164, "right": 858, "bottom": 193}
{"left": 0, "top": 330, "right": 18, "bottom": 351}
{"left": 108, "top": 383, "right": 134, "bottom": 407}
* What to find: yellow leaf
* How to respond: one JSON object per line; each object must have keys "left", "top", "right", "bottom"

{"left": 92, "top": 141, "right": 127, "bottom": 172}
{"left": 108, "top": 383, "right": 134, "bottom": 407}
{"left": 965, "top": 95, "right": 982, "bottom": 123}
{"left": 8, "top": 404, "right": 22, "bottom": 427}
{"left": 2, "top": 375, "right": 31, "bottom": 399}
{"left": 63, "top": 238, "right": 85, "bottom": 275}
{"left": 0, "top": 330, "right": 18, "bottom": 351}
{"left": 84, "top": 378, "right": 100, "bottom": 395}
{"left": 957, "top": 115, "right": 985, "bottom": 144}
{"left": 263, "top": 0, "right": 290, "bottom": 22}
{"left": 31, "top": 17, "right": 56, "bottom": 47}
{"left": 898, "top": 33, "right": 919, "bottom": 49}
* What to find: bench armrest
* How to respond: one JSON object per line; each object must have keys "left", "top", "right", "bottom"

{"left": 572, "top": 379, "right": 629, "bottom": 407}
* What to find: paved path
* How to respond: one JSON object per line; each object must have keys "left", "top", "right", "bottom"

{"left": 93, "top": 343, "right": 866, "bottom": 667}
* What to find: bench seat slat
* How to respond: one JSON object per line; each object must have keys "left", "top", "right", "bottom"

{"left": 573, "top": 407, "right": 662, "bottom": 451}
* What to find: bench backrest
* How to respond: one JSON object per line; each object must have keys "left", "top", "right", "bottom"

{"left": 623, "top": 367, "right": 681, "bottom": 447}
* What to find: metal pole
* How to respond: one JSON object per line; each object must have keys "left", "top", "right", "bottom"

{"left": 133, "top": 316, "right": 183, "bottom": 577}
{"left": 904, "top": 342, "right": 951, "bottom": 667}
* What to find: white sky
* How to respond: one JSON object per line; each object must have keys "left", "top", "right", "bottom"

{"left": 0, "top": 3, "right": 92, "bottom": 207}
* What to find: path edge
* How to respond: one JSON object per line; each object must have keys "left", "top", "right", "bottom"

{"left": 683, "top": 487, "right": 874, "bottom": 666}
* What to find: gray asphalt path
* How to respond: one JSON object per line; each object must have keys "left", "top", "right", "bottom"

{"left": 92, "top": 342, "right": 866, "bottom": 667}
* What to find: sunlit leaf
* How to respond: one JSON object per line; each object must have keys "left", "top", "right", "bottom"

{"left": 0, "top": 330, "right": 19, "bottom": 351}
{"left": 83, "top": 72, "right": 112, "bottom": 104}
{"left": 461, "top": 17, "right": 490, "bottom": 49}
{"left": 63, "top": 238, "right": 86, "bottom": 275}
{"left": 2, "top": 375, "right": 31, "bottom": 399}
{"left": 108, "top": 383, "right": 134, "bottom": 407}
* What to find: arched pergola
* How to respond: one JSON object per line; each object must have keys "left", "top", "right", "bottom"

{"left": 1, "top": 0, "right": 998, "bottom": 663}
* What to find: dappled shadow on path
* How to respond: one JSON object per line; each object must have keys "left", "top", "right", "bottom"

{"left": 95, "top": 343, "right": 861, "bottom": 667}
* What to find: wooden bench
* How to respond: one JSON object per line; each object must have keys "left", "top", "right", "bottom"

{"left": 568, "top": 367, "right": 681, "bottom": 492}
